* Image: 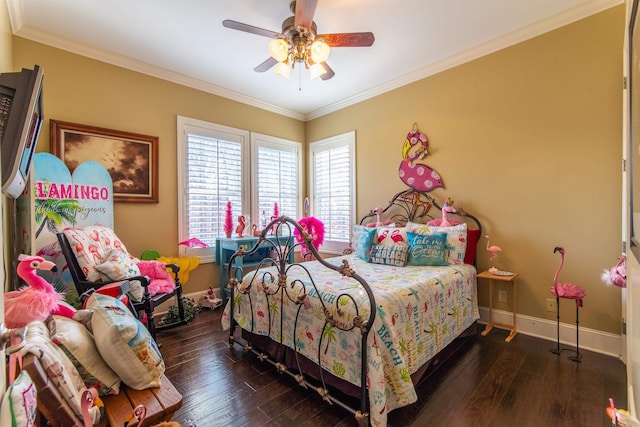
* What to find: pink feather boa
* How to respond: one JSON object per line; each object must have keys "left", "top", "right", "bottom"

{"left": 137, "top": 260, "right": 176, "bottom": 296}
{"left": 294, "top": 217, "right": 325, "bottom": 259}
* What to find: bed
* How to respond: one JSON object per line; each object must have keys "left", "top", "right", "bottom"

{"left": 221, "top": 189, "right": 482, "bottom": 427}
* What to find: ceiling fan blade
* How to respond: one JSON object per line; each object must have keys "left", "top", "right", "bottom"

{"left": 319, "top": 62, "right": 335, "bottom": 81}
{"left": 223, "top": 19, "right": 281, "bottom": 39}
{"left": 319, "top": 32, "right": 375, "bottom": 47}
{"left": 254, "top": 57, "right": 278, "bottom": 73}
{"left": 294, "top": 0, "right": 318, "bottom": 28}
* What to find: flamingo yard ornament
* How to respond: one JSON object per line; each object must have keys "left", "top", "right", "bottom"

{"left": 484, "top": 235, "right": 502, "bottom": 273}
{"left": 550, "top": 246, "right": 586, "bottom": 362}
{"left": 4, "top": 254, "right": 75, "bottom": 328}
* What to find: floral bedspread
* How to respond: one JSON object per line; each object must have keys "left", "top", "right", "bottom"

{"left": 222, "top": 254, "right": 479, "bottom": 427}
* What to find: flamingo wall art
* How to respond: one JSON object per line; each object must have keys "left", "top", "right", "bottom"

{"left": 397, "top": 123, "right": 443, "bottom": 192}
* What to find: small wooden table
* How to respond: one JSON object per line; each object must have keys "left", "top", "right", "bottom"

{"left": 478, "top": 270, "right": 519, "bottom": 342}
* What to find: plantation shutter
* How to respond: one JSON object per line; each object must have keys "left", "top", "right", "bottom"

{"left": 186, "top": 134, "right": 243, "bottom": 246}
{"left": 257, "top": 146, "right": 298, "bottom": 224}
{"left": 310, "top": 131, "right": 355, "bottom": 253}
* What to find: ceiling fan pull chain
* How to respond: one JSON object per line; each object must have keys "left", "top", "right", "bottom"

{"left": 299, "top": 66, "right": 302, "bottom": 91}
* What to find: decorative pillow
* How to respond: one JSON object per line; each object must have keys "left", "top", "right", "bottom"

{"left": 95, "top": 248, "right": 140, "bottom": 281}
{"left": 48, "top": 315, "right": 121, "bottom": 396}
{"left": 406, "top": 232, "right": 448, "bottom": 266}
{"left": 63, "top": 225, "right": 131, "bottom": 282}
{"left": 369, "top": 243, "right": 409, "bottom": 267}
{"left": 351, "top": 225, "right": 376, "bottom": 261}
{"left": 375, "top": 226, "right": 408, "bottom": 247}
{"left": 85, "top": 293, "right": 165, "bottom": 390}
{"left": 464, "top": 229, "right": 482, "bottom": 264}
{"left": 406, "top": 222, "right": 468, "bottom": 265}
{"left": 0, "top": 370, "right": 37, "bottom": 427}
{"left": 21, "top": 321, "right": 102, "bottom": 424}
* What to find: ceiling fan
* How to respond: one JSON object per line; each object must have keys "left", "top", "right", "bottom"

{"left": 222, "top": 0, "right": 375, "bottom": 81}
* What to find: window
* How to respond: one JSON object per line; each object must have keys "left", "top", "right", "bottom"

{"left": 251, "top": 133, "right": 301, "bottom": 229}
{"left": 177, "top": 117, "right": 301, "bottom": 262}
{"left": 309, "top": 131, "right": 356, "bottom": 254}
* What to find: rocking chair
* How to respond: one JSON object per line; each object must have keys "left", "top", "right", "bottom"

{"left": 56, "top": 226, "right": 187, "bottom": 340}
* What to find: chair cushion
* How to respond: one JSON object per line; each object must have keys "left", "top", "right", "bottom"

{"left": 63, "top": 225, "right": 135, "bottom": 281}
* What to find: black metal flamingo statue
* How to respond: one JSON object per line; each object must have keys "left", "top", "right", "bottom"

{"left": 550, "top": 246, "right": 586, "bottom": 362}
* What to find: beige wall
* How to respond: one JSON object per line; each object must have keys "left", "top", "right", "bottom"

{"left": 11, "top": 38, "right": 305, "bottom": 295}
{"left": 0, "top": 1, "right": 11, "bottom": 71}
{"left": 308, "top": 6, "right": 625, "bottom": 334}
{"left": 11, "top": 6, "right": 624, "bottom": 334}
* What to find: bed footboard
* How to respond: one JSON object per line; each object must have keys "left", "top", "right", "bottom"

{"left": 226, "top": 216, "right": 375, "bottom": 427}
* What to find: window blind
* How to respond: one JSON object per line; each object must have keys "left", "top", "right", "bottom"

{"left": 186, "top": 134, "right": 242, "bottom": 248}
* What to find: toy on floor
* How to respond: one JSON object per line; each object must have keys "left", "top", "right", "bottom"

{"left": 198, "top": 286, "right": 222, "bottom": 310}
{"left": 4, "top": 254, "right": 75, "bottom": 328}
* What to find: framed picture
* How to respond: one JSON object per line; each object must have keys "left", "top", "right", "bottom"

{"left": 50, "top": 120, "right": 159, "bottom": 203}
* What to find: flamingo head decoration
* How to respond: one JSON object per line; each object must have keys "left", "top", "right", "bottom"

{"left": 4, "top": 254, "right": 75, "bottom": 328}
{"left": 16, "top": 254, "right": 58, "bottom": 288}
{"left": 550, "top": 246, "right": 586, "bottom": 307}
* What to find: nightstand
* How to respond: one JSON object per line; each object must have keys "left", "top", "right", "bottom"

{"left": 215, "top": 236, "right": 294, "bottom": 304}
{"left": 478, "top": 270, "right": 519, "bottom": 342}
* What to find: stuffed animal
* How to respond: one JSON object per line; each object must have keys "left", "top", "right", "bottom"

{"left": 137, "top": 260, "right": 176, "bottom": 296}
{"left": 5, "top": 254, "right": 76, "bottom": 328}
{"left": 602, "top": 255, "right": 626, "bottom": 288}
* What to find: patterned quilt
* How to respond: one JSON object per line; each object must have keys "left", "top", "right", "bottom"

{"left": 222, "top": 254, "right": 479, "bottom": 427}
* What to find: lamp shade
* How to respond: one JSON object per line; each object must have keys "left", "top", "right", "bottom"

{"left": 310, "top": 39, "right": 330, "bottom": 64}
{"left": 309, "top": 63, "right": 327, "bottom": 79}
{"left": 269, "top": 39, "right": 289, "bottom": 62}
{"left": 274, "top": 61, "right": 291, "bottom": 79}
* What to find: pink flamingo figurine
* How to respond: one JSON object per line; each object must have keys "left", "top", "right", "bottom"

{"left": 235, "top": 215, "right": 246, "bottom": 237}
{"left": 484, "top": 235, "right": 502, "bottom": 273}
{"left": 550, "top": 246, "right": 586, "bottom": 362}
{"left": 4, "top": 254, "right": 75, "bottom": 328}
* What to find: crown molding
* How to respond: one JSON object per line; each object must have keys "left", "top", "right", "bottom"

{"left": 303, "top": 0, "right": 623, "bottom": 121}
{"left": 8, "top": 0, "right": 622, "bottom": 123}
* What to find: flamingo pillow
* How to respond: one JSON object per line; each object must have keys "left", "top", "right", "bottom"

{"left": 375, "top": 226, "right": 408, "bottom": 248}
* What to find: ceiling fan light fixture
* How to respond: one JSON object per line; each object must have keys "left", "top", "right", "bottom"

{"left": 309, "top": 62, "right": 326, "bottom": 79}
{"left": 274, "top": 61, "right": 291, "bottom": 79}
{"left": 269, "top": 38, "right": 289, "bottom": 62}
{"left": 310, "top": 38, "right": 330, "bottom": 63}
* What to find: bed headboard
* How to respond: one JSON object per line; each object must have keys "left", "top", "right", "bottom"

{"left": 359, "top": 188, "right": 482, "bottom": 234}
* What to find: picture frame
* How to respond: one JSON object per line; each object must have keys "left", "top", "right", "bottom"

{"left": 50, "top": 120, "right": 159, "bottom": 203}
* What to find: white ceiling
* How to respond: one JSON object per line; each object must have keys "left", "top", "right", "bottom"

{"left": 7, "top": 0, "right": 621, "bottom": 121}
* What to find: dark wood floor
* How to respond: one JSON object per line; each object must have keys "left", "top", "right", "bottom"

{"left": 158, "top": 308, "right": 627, "bottom": 427}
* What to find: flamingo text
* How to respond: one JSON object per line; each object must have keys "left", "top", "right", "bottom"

{"left": 35, "top": 181, "right": 110, "bottom": 201}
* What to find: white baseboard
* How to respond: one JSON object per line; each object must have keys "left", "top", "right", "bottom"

{"left": 155, "top": 292, "right": 623, "bottom": 359}
{"left": 478, "top": 306, "right": 623, "bottom": 359}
